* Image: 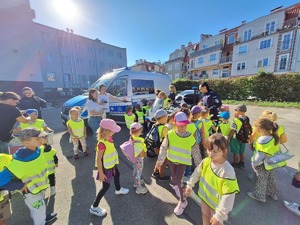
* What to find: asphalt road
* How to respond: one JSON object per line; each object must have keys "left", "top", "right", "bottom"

{"left": 7, "top": 105, "right": 300, "bottom": 225}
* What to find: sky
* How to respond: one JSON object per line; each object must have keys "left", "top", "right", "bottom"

{"left": 29, "top": 0, "right": 300, "bottom": 66}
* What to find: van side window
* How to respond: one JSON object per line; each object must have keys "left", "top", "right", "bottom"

{"left": 107, "top": 76, "right": 128, "bottom": 97}
{"left": 132, "top": 79, "right": 154, "bottom": 95}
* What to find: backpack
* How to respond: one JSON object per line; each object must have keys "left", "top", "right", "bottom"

{"left": 144, "top": 124, "right": 161, "bottom": 157}
{"left": 192, "top": 120, "right": 202, "bottom": 144}
{"left": 120, "top": 138, "right": 138, "bottom": 164}
{"left": 236, "top": 116, "right": 252, "bottom": 143}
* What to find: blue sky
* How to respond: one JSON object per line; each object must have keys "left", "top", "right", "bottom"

{"left": 30, "top": 0, "right": 300, "bottom": 66}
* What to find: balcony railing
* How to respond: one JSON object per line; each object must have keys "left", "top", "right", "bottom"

{"left": 219, "top": 55, "right": 232, "bottom": 64}
{"left": 190, "top": 44, "right": 223, "bottom": 58}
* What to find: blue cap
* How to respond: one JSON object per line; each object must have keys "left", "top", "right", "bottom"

{"left": 26, "top": 109, "right": 38, "bottom": 115}
{"left": 218, "top": 111, "right": 230, "bottom": 120}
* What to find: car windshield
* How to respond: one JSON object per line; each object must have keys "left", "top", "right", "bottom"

{"left": 83, "top": 78, "right": 112, "bottom": 95}
{"left": 179, "top": 90, "right": 194, "bottom": 95}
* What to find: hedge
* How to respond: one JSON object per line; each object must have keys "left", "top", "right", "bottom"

{"left": 172, "top": 72, "right": 300, "bottom": 102}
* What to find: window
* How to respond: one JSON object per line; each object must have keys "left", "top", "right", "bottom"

{"left": 175, "top": 73, "right": 180, "bottom": 79}
{"left": 243, "top": 29, "right": 252, "bottom": 42}
{"left": 260, "top": 39, "right": 271, "bottom": 49}
{"left": 108, "top": 50, "right": 113, "bottom": 57}
{"left": 99, "top": 48, "right": 102, "bottom": 55}
{"left": 198, "top": 57, "right": 204, "bottom": 64}
{"left": 257, "top": 58, "right": 269, "bottom": 67}
{"left": 99, "top": 61, "right": 105, "bottom": 70}
{"left": 64, "top": 73, "right": 72, "bottom": 82}
{"left": 80, "top": 75, "right": 88, "bottom": 82}
{"left": 47, "top": 72, "right": 56, "bottom": 81}
{"left": 202, "top": 44, "right": 208, "bottom": 49}
{"left": 238, "top": 45, "right": 248, "bottom": 54}
{"left": 178, "top": 52, "right": 183, "bottom": 57}
{"left": 175, "top": 62, "right": 180, "bottom": 70}
{"left": 41, "top": 32, "right": 47, "bottom": 42}
{"left": 222, "top": 67, "right": 230, "bottom": 77}
{"left": 215, "top": 40, "right": 220, "bottom": 45}
{"left": 282, "top": 33, "right": 291, "bottom": 50}
{"left": 62, "top": 56, "right": 69, "bottom": 65}
{"left": 87, "top": 46, "right": 94, "bottom": 52}
{"left": 168, "top": 64, "right": 172, "bottom": 71}
{"left": 89, "top": 60, "right": 95, "bottom": 68}
{"left": 228, "top": 35, "right": 235, "bottom": 44}
{"left": 44, "top": 52, "right": 54, "bottom": 62}
{"left": 237, "top": 62, "right": 246, "bottom": 70}
{"left": 266, "top": 21, "right": 276, "bottom": 34}
{"left": 131, "top": 79, "right": 155, "bottom": 96}
{"left": 210, "top": 54, "right": 216, "bottom": 61}
{"left": 212, "top": 69, "right": 219, "bottom": 75}
{"left": 279, "top": 54, "right": 288, "bottom": 70}
{"left": 190, "top": 59, "right": 194, "bottom": 69}
{"left": 76, "top": 58, "right": 83, "bottom": 65}
{"left": 107, "top": 76, "right": 128, "bottom": 97}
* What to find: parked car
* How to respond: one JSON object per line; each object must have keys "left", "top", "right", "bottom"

{"left": 174, "top": 90, "right": 202, "bottom": 107}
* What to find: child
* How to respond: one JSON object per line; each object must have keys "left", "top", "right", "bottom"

{"left": 41, "top": 136, "right": 58, "bottom": 196}
{"left": 158, "top": 91, "right": 170, "bottom": 109}
{"left": 141, "top": 99, "right": 150, "bottom": 132}
{"left": 185, "top": 133, "right": 239, "bottom": 225}
{"left": 165, "top": 112, "right": 175, "bottom": 130}
{"left": 168, "top": 85, "right": 177, "bottom": 102}
{"left": 217, "top": 111, "right": 231, "bottom": 138}
{"left": 19, "top": 109, "right": 53, "bottom": 133}
{"left": 67, "top": 107, "right": 88, "bottom": 159}
{"left": 0, "top": 127, "right": 57, "bottom": 224}
{"left": 151, "top": 109, "right": 170, "bottom": 180}
{"left": 90, "top": 119, "right": 129, "bottom": 217}
{"left": 130, "top": 122, "right": 148, "bottom": 194}
{"left": 134, "top": 104, "right": 145, "bottom": 128}
{"left": 247, "top": 118, "right": 283, "bottom": 202}
{"left": 124, "top": 105, "right": 137, "bottom": 129}
{"left": 156, "top": 112, "right": 196, "bottom": 216}
{"left": 228, "top": 104, "right": 251, "bottom": 168}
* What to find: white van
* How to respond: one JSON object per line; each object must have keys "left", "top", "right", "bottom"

{"left": 61, "top": 67, "right": 171, "bottom": 124}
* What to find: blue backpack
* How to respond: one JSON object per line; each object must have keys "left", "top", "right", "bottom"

{"left": 192, "top": 120, "right": 202, "bottom": 144}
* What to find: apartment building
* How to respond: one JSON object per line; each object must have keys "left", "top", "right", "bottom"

{"left": 0, "top": 0, "right": 127, "bottom": 98}
{"left": 131, "top": 59, "right": 164, "bottom": 73}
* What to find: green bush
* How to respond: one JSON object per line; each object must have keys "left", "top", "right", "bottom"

{"left": 172, "top": 72, "right": 300, "bottom": 102}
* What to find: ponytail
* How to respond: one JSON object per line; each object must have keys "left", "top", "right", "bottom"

{"left": 271, "top": 122, "right": 280, "bottom": 146}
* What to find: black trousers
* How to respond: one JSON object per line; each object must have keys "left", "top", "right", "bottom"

{"left": 93, "top": 167, "right": 121, "bottom": 207}
{"left": 48, "top": 173, "right": 56, "bottom": 187}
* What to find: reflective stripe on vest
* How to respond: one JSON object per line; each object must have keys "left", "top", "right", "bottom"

{"left": 136, "top": 111, "right": 144, "bottom": 124}
{"left": 67, "top": 119, "right": 85, "bottom": 138}
{"left": 6, "top": 147, "right": 49, "bottom": 194}
{"left": 218, "top": 122, "right": 231, "bottom": 136}
{"left": 41, "top": 147, "right": 57, "bottom": 175}
{"left": 98, "top": 140, "right": 119, "bottom": 169}
{"left": 20, "top": 119, "right": 44, "bottom": 130}
{"left": 253, "top": 137, "right": 286, "bottom": 170}
{"left": 167, "top": 130, "right": 195, "bottom": 166}
{"left": 124, "top": 114, "right": 135, "bottom": 129}
{"left": 198, "top": 158, "right": 240, "bottom": 211}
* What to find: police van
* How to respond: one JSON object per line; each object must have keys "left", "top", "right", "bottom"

{"left": 61, "top": 67, "right": 171, "bottom": 124}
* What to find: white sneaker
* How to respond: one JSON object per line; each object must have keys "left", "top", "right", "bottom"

{"left": 174, "top": 200, "right": 188, "bottom": 216}
{"left": 135, "top": 186, "right": 148, "bottom": 194}
{"left": 50, "top": 186, "right": 56, "bottom": 196}
{"left": 89, "top": 205, "right": 107, "bottom": 217}
{"left": 283, "top": 201, "right": 300, "bottom": 217}
{"left": 133, "top": 180, "right": 145, "bottom": 188}
{"left": 115, "top": 187, "right": 129, "bottom": 195}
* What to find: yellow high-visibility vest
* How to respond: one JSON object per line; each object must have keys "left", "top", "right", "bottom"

{"left": 198, "top": 157, "right": 240, "bottom": 210}
{"left": 67, "top": 119, "right": 85, "bottom": 138}
{"left": 218, "top": 122, "right": 231, "bottom": 136}
{"left": 20, "top": 119, "right": 44, "bottom": 130}
{"left": 124, "top": 114, "right": 135, "bottom": 129}
{"left": 6, "top": 147, "right": 49, "bottom": 194}
{"left": 0, "top": 154, "right": 12, "bottom": 201}
{"left": 135, "top": 110, "right": 144, "bottom": 124}
{"left": 41, "top": 146, "right": 57, "bottom": 175}
{"left": 98, "top": 139, "right": 119, "bottom": 169}
{"left": 167, "top": 130, "right": 195, "bottom": 165}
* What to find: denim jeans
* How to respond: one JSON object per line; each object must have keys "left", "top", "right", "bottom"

{"left": 88, "top": 116, "right": 101, "bottom": 142}
{"left": 0, "top": 141, "right": 9, "bottom": 154}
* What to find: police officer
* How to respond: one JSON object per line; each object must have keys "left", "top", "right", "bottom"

{"left": 199, "top": 82, "right": 222, "bottom": 121}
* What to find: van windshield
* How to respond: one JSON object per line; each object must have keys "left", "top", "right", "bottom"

{"left": 83, "top": 78, "right": 112, "bottom": 94}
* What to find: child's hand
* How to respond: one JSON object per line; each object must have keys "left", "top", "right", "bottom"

{"left": 155, "top": 162, "right": 162, "bottom": 170}
{"left": 210, "top": 217, "right": 221, "bottom": 225}
{"left": 185, "top": 188, "right": 192, "bottom": 197}
{"left": 99, "top": 173, "right": 107, "bottom": 182}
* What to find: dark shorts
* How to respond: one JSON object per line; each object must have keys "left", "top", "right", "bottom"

{"left": 0, "top": 194, "right": 11, "bottom": 221}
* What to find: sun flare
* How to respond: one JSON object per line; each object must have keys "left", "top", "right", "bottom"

{"left": 53, "top": 0, "right": 78, "bottom": 20}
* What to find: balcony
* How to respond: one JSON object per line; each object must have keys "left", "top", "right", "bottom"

{"left": 219, "top": 55, "right": 232, "bottom": 64}
{"left": 190, "top": 44, "right": 223, "bottom": 58}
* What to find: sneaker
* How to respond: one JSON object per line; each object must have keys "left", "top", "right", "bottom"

{"left": 45, "top": 212, "right": 57, "bottom": 223}
{"left": 133, "top": 180, "right": 145, "bottom": 188}
{"left": 247, "top": 192, "right": 266, "bottom": 203}
{"left": 152, "top": 172, "right": 159, "bottom": 178}
{"left": 174, "top": 200, "right": 188, "bottom": 216}
{"left": 159, "top": 175, "right": 170, "bottom": 181}
{"left": 74, "top": 154, "right": 79, "bottom": 160}
{"left": 135, "top": 186, "right": 148, "bottom": 194}
{"left": 84, "top": 151, "right": 88, "bottom": 156}
{"left": 283, "top": 201, "right": 300, "bottom": 217}
{"left": 50, "top": 186, "right": 56, "bottom": 196}
{"left": 170, "top": 184, "right": 180, "bottom": 197}
{"left": 115, "top": 187, "right": 129, "bottom": 195}
{"left": 89, "top": 205, "right": 107, "bottom": 217}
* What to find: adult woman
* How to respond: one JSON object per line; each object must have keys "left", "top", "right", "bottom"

{"left": 87, "top": 89, "right": 104, "bottom": 142}
{"left": 97, "top": 84, "right": 126, "bottom": 118}
{"left": 168, "top": 85, "right": 177, "bottom": 102}
{"left": 0, "top": 92, "right": 31, "bottom": 154}
{"left": 17, "top": 87, "right": 47, "bottom": 119}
